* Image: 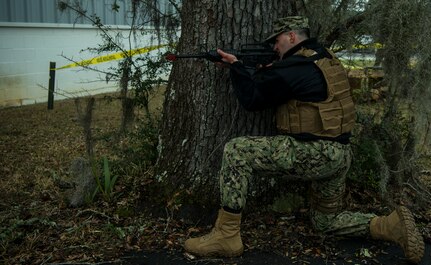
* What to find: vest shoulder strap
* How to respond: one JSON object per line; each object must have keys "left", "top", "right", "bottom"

{"left": 271, "top": 48, "right": 331, "bottom": 68}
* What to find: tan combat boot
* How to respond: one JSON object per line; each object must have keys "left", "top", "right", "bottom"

{"left": 184, "top": 209, "right": 244, "bottom": 257}
{"left": 370, "top": 206, "right": 424, "bottom": 264}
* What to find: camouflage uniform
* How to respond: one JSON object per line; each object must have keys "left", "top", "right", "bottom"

{"left": 219, "top": 135, "right": 376, "bottom": 237}
{"left": 184, "top": 15, "right": 424, "bottom": 263}
{"left": 265, "top": 16, "right": 311, "bottom": 43}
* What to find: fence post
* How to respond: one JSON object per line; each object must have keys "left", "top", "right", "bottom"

{"left": 48, "top": 62, "right": 56, "bottom": 110}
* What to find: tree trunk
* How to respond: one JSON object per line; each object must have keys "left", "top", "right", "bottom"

{"left": 156, "top": 0, "right": 297, "bottom": 207}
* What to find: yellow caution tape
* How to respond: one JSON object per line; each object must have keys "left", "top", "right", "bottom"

{"left": 53, "top": 44, "right": 168, "bottom": 70}
{"left": 351, "top": 43, "right": 384, "bottom": 50}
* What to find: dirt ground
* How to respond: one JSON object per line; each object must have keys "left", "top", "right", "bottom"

{"left": 0, "top": 94, "right": 430, "bottom": 264}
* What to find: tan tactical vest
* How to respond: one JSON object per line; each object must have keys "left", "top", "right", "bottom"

{"left": 276, "top": 47, "right": 355, "bottom": 137}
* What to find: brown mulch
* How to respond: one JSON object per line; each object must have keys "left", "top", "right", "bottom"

{"left": 0, "top": 95, "right": 430, "bottom": 264}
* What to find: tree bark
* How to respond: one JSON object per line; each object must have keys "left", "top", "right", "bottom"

{"left": 156, "top": 0, "right": 297, "bottom": 206}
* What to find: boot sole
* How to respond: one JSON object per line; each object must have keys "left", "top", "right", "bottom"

{"left": 396, "top": 206, "right": 425, "bottom": 264}
{"left": 184, "top": 246, "right": 244, "bottom": 258}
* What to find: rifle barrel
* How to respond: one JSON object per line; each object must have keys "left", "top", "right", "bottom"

{"left": 165, "top": 53, "right": 207, "bottom": 61}
{"left": 166, "top": 51, "right": 277, "bottom": 62}
{"left": 237, "top": 52, "right": 276, "bottom": 57}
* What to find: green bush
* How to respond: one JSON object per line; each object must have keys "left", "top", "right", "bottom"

{"left": 349, "top": 105, "right": 412, "bottom": 194}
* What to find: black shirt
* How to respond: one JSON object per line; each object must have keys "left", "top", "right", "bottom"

{"left": 228, "top": 38, "right": 351, "bottom": 144}
{"left": 229, "top": 38, "right": 328, "bottom": 111}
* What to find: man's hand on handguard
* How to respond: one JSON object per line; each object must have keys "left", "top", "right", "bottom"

{"left": 215, "top": 49, "right": 238, "bottom": 68}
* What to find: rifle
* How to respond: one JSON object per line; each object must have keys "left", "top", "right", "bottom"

{"left": 165, "top": 43, "right": 278, "bottom": 69}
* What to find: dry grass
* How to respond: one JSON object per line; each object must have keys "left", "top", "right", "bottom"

{"left": 0, "top": 95, "right": 122, "bottom": 204}
{"left": 0, "top": 90, "right": 167, "bottom": 264}
{"left": 0, "top": 87, "right": 165, "bottom": 203}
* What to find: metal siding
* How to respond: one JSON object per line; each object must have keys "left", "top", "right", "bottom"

{"left": 43, "top": 0, "right": 56, "bottom": 23}
{"left": 0, "top": 0, "right": 11, "bottom": 21}
{"left": 10, "top": 0, "right": 26, "bottom": 22}
{"left": 123, "top": 1, "right": 135, "bottom": 26}
{"left": 57, "top": 4, "right": 72, "bottom": 24}
{"left": 0, "top": 0, "right": 176, "bottom": 26}
{"left": 28, "top": 0, "right": 42, "bottom": 23}
{"left": 39, "top": 0, "right": 46, "bottom": 23}
{"left": 76, "top": 0, "right": 86, "bottom": 24}
{"left": 46, "top": 0, "right": 52, "bottom": 22}
{"left": 119, "top": 0, "right": 129, "bottom": 25}
{"left": 88, "top": 1, "right": 97, "bottom": 23}
{"left": 103, "top": 0, "right": 115, "bottom": 25}
{"left": 94, "top": 0, "right": 105, "bottom": 24}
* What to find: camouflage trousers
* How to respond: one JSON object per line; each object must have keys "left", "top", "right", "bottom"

{"left": 219, "top": 135, "right": 376, "bottom": 237}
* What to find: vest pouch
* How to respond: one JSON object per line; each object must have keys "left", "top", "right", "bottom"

{"left": 296, "top": 103, "right": 322, "bottom": 133}
{"left": 317, "top": 101, "right": 343, "bottom": 135}
{"left": 276, "top": 101, "right": 304, "bottom": 133}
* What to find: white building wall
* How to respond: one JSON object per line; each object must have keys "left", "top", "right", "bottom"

{"left": 0, "top": 22, "right": 169, "bottom": 107}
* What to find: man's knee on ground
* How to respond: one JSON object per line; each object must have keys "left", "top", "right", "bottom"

{"left": 310, "top": 210, "right": 334, "bottom": 233}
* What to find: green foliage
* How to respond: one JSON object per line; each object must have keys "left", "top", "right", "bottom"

{"left": 349, "top": 106, "right": 413, "bottom": 194}
{"left": 349, "top": 138, "right": 381, "bottom": 190}
{"left": 102, "top": 157, "right": 118, "bottom": 196}
{"left": 134, "top": 118, "right": 160, "bottom": 165}
{"left": 132, "top": 56, "right": 169, "bottom": 117}
{"left": 368, "top": 0, "right": 431, "bottom": 154}
{"left": 91, "top": 157, "right": 119, "bottom": 202}
{"left": 112, "top": 117, "right": 161, "bottom": 176}
{"left": 104, "top": 223, "right": 126, "bottom": 239}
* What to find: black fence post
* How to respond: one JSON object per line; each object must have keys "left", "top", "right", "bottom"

{"left": 48, "top": 62, "right": 56, "bottom": 110}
